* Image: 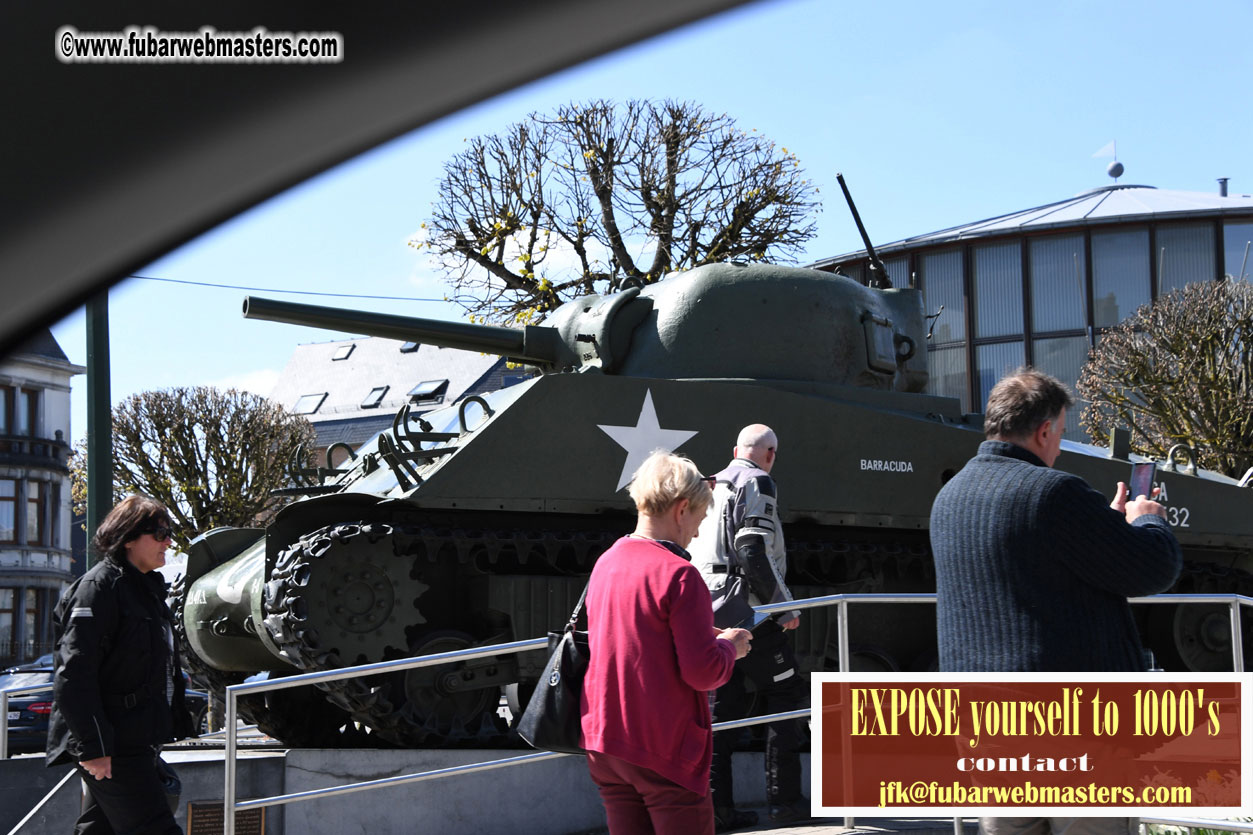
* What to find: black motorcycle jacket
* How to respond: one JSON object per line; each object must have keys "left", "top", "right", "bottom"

{"left": 46, "top": 558, "right": 191, "bottom": 767}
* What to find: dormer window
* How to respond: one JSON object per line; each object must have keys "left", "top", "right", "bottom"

{"left": 332, "top": 344, "right": 355, "bottom": 361}
{"left": 361, "top": 386, "right": 389, "bottom": 409}
{"left": 399, "top": 342, "right": 420, "bottom": 354}
{"left": 292, "top": 393, "right": 328, "bottom": 415}
{"left": 408, "top": 379, "right": 448, "bottom": 406}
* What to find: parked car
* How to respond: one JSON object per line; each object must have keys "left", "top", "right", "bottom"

{"left": 2, "top": 659, "right": 211, "bottom": 755}
{"left": 0, "top": 667, "right": 55, "bottom": 754}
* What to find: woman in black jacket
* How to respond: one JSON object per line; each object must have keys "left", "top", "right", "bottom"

{"left": 46, "top": 494, "right": 192, "bottom": 835}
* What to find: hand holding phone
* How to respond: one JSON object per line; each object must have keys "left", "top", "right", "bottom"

{"left": 1129, "top": 462, "right": 1156, "bottom": 500}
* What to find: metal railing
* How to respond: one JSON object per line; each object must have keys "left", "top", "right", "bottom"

{"left": 4, "top": 592, "right": 1248, "bottom": 833}
{"left": 219, "top": 591, "right": 1252, "bottom": 835}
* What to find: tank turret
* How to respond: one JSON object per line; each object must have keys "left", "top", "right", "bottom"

{"left": 243, "top": 261, "right": 928, "bottom": 392}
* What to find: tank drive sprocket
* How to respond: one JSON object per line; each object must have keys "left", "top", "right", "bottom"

{"left": 170, "top": 572, "right": 364, "bottom": 746}
{"left": 261, "top": 521, "right": 511, "bottom": 746}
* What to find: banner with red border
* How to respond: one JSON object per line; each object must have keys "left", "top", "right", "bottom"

{"left": 812, "top": 673, "right": 1249, "bottom": 816}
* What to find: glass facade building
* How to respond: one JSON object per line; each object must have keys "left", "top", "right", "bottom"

{"left": 811, "top": 184, "right": 1253, "bottom": 440}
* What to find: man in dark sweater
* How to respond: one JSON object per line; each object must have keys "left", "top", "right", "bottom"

{"left": 930, "top": 368, "right": 1181, "bottom": 835}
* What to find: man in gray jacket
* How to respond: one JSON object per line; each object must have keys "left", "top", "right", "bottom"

{"left": 690, "top": 424, "right": 807, "bottom": 830}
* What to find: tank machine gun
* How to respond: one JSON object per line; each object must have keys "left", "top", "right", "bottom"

{"left": 836, "top": 172, "right": 893, "bottom": 290}
{"left": 174, "top": 217, "right": 1253, "bottom": 750}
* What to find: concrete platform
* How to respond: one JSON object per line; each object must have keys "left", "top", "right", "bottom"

{"left": 2, "top": 748, "right": 286, "bottom": 835}
{"left": 2, "top": 747, "right": 971, "bottom": 835}
{"left": 728, "top": 813, "right": 976, "bottom": 835}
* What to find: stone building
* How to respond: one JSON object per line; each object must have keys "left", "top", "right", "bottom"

{"left": 0, "top": 330, "right": 83, "bottom": 666}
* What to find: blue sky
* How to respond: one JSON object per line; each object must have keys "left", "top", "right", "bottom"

{"left": 50, "top": 0, "right": 1253, "bottom": 442}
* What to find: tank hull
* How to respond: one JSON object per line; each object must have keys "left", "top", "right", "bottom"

{"left": 178, "top": 372, "right": 1253, "bottom": 746}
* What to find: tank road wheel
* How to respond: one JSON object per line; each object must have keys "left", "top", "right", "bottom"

{"left": 1172, "top": 605, "right": 1236, "bottom": 672}
{"left": 1146, "top": 561, "right": 1253, "bottom": 672}
{"left": 504, "top": 680, "right": 538, "bottom": 726}
{"left": 398, "top": 631, "right": 505, "bottom": 741}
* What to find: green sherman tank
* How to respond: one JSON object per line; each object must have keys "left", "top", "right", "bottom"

{"left": 172, "top": 261, "right": 1253, "bottom": 747}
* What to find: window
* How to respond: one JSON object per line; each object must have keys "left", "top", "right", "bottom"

{"left": 399, "top": 341, "right": 420, "bottom": 354}
{"left": 1092, "top": 228, "right": 1150, "bottom": 327}
{"left": 361, "top": 386, "right": 389, "bottom": 409}
{"left": 1030, "top": 234, "right": 1087, "bottom": 333}
{"left": 26, "top": 481, "right": 45, "bottom": 546}
{"left": 836, "top": 262, "right": 864, "bottom": 284}
{"left": 975, "top": 342, "right": 1025, "bottom": 408}
{"left": 920, "top": 249, "right": 965, "bottom": 343}
{"left": 0, "top": 386, "right": 10, "bottom": 434}
{"left": 1032, "top": 335, "right": 1091, "bottom": 441}
{"left": 973, "top": 242, "right": 1023, "bottom": 338}
{"left": 1157, "top": 223, "right": 1215, "bottom": 295}
{"left": 0, "top": 589, "right": 14, "bottom": 658}
{"left": 1225, "top": 221, "right": 1253, "bottom": 281}
{"left": 292, "top": 393, "right": 328, "bottom": 415}
{"left": 0, "top": 479, "right": 15, "bottom": 543}
{"left": 15, "top": 388, "right": 36, "bottom": 436}
{"left": 408, "top": 379, "right": 448, "bottom": 406}
{"left": 331, "top": 344, "right": 355, "bottom": 361}
{"left": 23, "top": 589, "right": 41, "bottom": 657}
{"left": 884, "top": 256, "right": 910, "bottom": 287}
{"left": 927, "top": 345, "right": 969, "bottom": 413}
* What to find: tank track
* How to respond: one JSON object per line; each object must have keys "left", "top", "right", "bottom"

{"left": 262, "top": 521, "right": 521, "bottom": 747}
{"left": 245, "top": 517, "right": 1251, "bottom": 747}
{"left": 256, "top": 519, "right": 944, "bottom": 746}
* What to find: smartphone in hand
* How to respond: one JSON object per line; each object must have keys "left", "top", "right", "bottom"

{"left": 1129, "top": 462, "right": 1156, "bottom": 500}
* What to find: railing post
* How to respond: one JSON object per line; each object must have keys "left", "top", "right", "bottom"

{"left": 838, "top": 596, "right": 853, "bottom": 828}
{"left": 225, "top": 684, "right": 237, "bottom": 835}
{"left": 838, "top": 597, "right": 850, "bottom": 674}
{"left": 1, "top": 689, "right": 10, "bottom": 760}
{"left": 1231, "top": 600, "right": 1245, "bottom": 673}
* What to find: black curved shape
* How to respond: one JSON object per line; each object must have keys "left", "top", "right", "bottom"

{"left": 0, "top": 0, "right": 751, "bottom": 356}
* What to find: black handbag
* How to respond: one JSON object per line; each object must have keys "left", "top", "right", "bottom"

{"left": 517, "top": 584, "right": 590, "bottom": 754}
{"left": 710, "top": 571, "right": 756, "bottom": 630}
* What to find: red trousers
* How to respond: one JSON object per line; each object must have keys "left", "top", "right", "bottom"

{"left": 586, "top": 751, "right": 714, "bottom": 835}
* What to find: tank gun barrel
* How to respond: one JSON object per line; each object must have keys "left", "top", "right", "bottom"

{"left": 836, "top": 172, "right": 892, "bottom": 289}
{"left": 242, "top": 296, "right": 567, "bottom": 366}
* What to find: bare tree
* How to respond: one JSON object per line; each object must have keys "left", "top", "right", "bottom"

{"left": 414, "top": 99, "right": 821, "bottom": 323}
{"left": 1078, "top": 279, "right": 1253, "bottom": 479}
{"left": 70, "top": 387, "right": 315, "bottom": 550}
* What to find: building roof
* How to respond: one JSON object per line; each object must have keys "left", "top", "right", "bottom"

{"left": 267, "top": 336, "right": 504, "bottom": 426}
{"left": 7, "top": 328, "right": 69, "bottom": 362}
{"left": 812, "top": 184, "right": 1253, "bottom": 267}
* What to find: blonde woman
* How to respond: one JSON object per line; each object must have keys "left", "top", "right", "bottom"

{"left": 580, "top": 451, "right": 753, "bottom": 834}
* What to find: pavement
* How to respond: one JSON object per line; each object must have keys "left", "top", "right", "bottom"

{"left": 572, "top": 810, "right": 975, "bottom": 835}
{"left": 732, "top": 812, "right": 974, "bottom": 835}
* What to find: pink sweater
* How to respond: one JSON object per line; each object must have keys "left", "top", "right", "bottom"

{"left": 580, "top": 536, "right": 738, "bottom": 794}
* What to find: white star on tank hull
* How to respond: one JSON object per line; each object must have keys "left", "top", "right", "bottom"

{"left": 597, "top": 389, "right": 699, "bottom": 491}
